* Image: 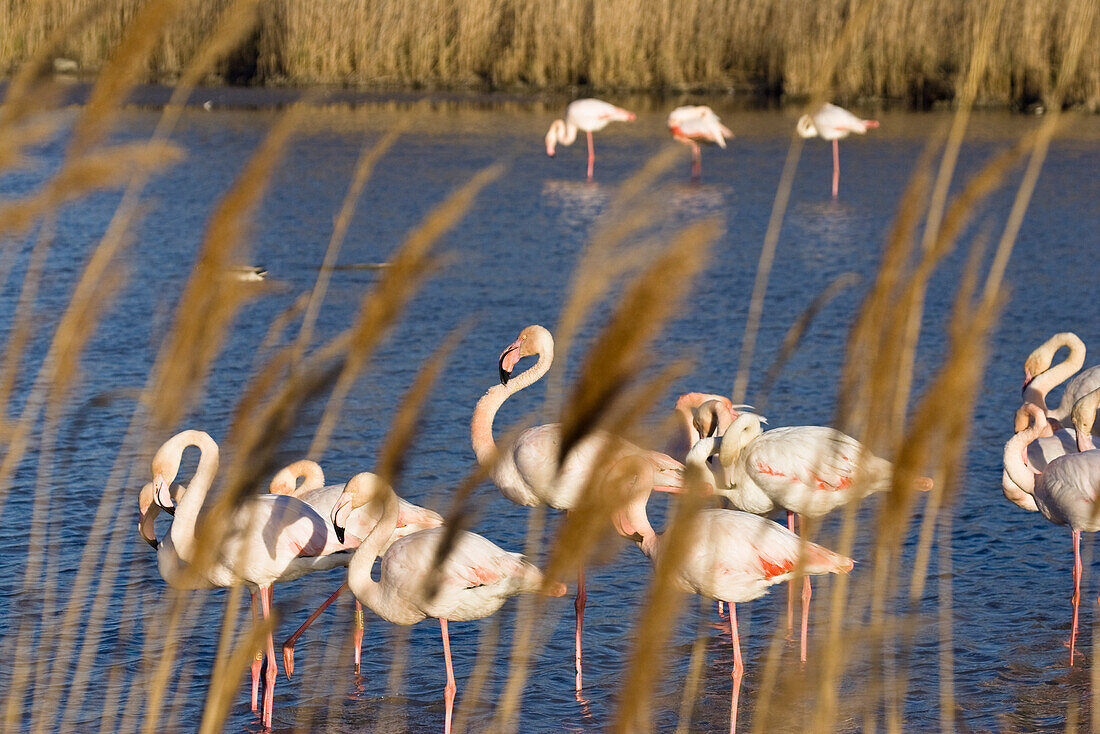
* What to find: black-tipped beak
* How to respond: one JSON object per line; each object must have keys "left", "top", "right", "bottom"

{"left": 334, "top": 524, "right": 345, "bottom": 544}
{"left": 498, "top": 346, "right": 518, "bottom": 385}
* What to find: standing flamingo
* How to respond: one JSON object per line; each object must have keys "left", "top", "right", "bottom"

{"left": 613, "top": 451, "right": 853, "bottom": 734}
{"left": 796, "top": 103, "right": 879, "bottom": 197}
{"left": 275, "top": 468, "right": 444, "bottom": 677}
{"left": 667, "top": 106, "right": 733, "bottom": 181}
{"left": 1020, "top": 332, "right": 1100, "bottom": 435}
{"left": 545, "top": 99, "right": 636, "bottom": 181}
{"left": 150, "top": 431, "right": 354, "bottom": 728}
{"left": 696, "top": 413, "right": 930, "bottom": 661}
{"left": 1004, "top": 403, "right": 1100, "bottom": 664}
{"left": 330, "top": 473, "right": 566, "bottom": 734}
{"left": 470, "top": 324, "right": 684, "bottom": 692}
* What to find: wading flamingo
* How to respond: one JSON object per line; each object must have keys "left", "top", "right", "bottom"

{"left": 1004, "top": 403, "right": 1100, "bottom": 664}
{"left": 545, "top": 99, "right": 636, "bottom": 181}
{"left": 276, "top": 468, "right": 444, "bottom": 677}
{"left": 796, "top": 103, "right": 879, "bottom": 197}
{"left": 331, "top": 473, "right": 566, "bottom": 734}
{"left": 150, "top": 431, "right": 354, "bottom": 728}
{"left": 667, "top": 106, "right": 733, "bottom": 181}
{"left": 1020, "top": 333, "right": 1100, "bottom": 436}
{"left": 696, "top": 413, "right": 930, "bottom": 661}
{"left": 614, "top": 451, "right": 853, "bottom": 734}
{"left": 470, "top": 324, "right": 685, "bottom": 692}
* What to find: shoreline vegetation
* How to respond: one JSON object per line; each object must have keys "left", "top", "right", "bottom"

{"left": 3, "top": 0, "right": 1098, "bottom": 111}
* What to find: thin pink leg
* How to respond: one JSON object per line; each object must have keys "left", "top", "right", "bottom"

{"left": 250, "top": 591, "right": 262, "bottom": 712}
{"left": 260, "top": 586, "right": 277, "bottom": 729}
{"left": 441, "top": 619, "right": 456, "bottom": 734}
{"left": 786, "top": 511, "right": 796, "bottom": 638}
{"left": 354, "top": 600, "right": 364, "bottom": 675}
{"left": 575, "top": 564, "right": 586, "bottom": 693}
{"left": 801, "top": 576, "right": 811, "bottom": 663}
{"left": 586, "top": 131, "right": 595, "bottom": 181}
{"left": 730, "top": 603, "right": 744, "bottom": 734}
{"left": 691, "top": 145, "right": 701, "bottom": 181}
{"left": 831, "top": 139, "right": 840, "bottom": 198}
{"left": 1071, "top": 529, "right": 1082, "bottom": 665}
{"left": 280, "top": 583, "right": 348, "bottom": 679}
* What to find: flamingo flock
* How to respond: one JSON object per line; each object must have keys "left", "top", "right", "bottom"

{"left": 545, "top": 97, "right": 879, "bottom": 193}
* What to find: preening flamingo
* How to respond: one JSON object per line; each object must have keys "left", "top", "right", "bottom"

{"left": 331, "top": 474, "right": 566, "bottom": 734}
{"left": 470, "top": 324, "right": 684, "bottom": 692}
{"left": 614, "top": 452, "right": 853, "bottom": 734}
{"left": 796, "top": 103, "right": 879, "bottom": 197}
{"left": 1004, "top": 403, "right": 1100, "bottom": 664}
{"left": 277, "top": 469, "right": 444, "bottom": 677}
{"left": 696, "top": 413, "right": 931, "bottom": 661}
{"left": 671, "top": 392, "right": 747, "bottom": 459}
{"left": 667, "top": 106, "right": 733, "bottom": 181}
{"left": 1003, "top": 404, "right": 1077, "bottom": 511}
{"left": 150, "top": 431, "right": 354, "bottom": 728}
{"left": 545, "top": 99, "right": 636, "bottom": 181}
{"left": 1020, "top": 332, "right": 1100, "bottom": 436}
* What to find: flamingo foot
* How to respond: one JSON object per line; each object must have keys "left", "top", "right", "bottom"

{"left": 575, "top": 566, "right": 586, "bottom": 693}
{"left": 282, "top": 643, "right": 295, "bottom": 680}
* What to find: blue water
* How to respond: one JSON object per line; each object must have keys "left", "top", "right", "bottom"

{"left": 0, "top": 100, "right": 1098, "bottom": 732}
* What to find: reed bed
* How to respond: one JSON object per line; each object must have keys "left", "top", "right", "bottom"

{"left": 3, "top": 0, "right": 1100, "bottom": 108}
{"left": 0, "top": 0, "right": 1094, "bottom": 732}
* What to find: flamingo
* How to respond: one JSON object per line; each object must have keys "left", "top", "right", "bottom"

{"left": 695, "top": 413, "right": 931, "bottom": 661}
{"left": 671, "top": 392, "right": 747, "bottom": 458}
{"left": 613, "top": 451, "right": 853, "bottom": 734}
{"left": 1003, "top": 404, "right": 1078, "bottom": 511}
{"left": 330, "top": 474, "right": 566, "bottom": 734}
{"left": 796, "top": 103, "right": 879, "bottom": 197}
{"left": 274, "top": 466, "right": 444, "bottom": 677}
{"left": 1020, "top": 332, "right": 1100, "bottom": 436}
{"left": 470, "top": 324, "right": 685, "bottom": 692}
{"left": 545, "top": 99, "right": 636, "bottom": 181}
{"left": 1004, "top": 403, "right": 1100, "bottom": 664}
{"left": 667, "top": 106, "right": 733, "bottom": 181}
{"left": 150, "top": 431, "right": 355, "bottom": 728}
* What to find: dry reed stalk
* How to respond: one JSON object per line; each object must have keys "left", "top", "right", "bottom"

{"left": 450, "top": 617, "right": 499, "bottom": 734}
{"left": 198, "top": 615, "right": 277, "bottom": 734}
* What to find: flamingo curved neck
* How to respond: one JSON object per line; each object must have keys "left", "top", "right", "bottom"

{"left": 167, "top": 433, "right": 220, "bottom": 564}
{"left": 555, "top": 119, "right": 578, "bottom": 146}
{"left": 347, "top": 491, "right": 401, "bottom": 613}
{"left": 1028, "top": 335, "right": 1086, "bottom": 413}
{"left": 1003, "top": 430, "right": 1039, "bottom": 495}
{"left": 796, "top": 115, "right": 817, "bottom": 138}
{"left": 470, "top": 348, "right": 553, "bottom": 468}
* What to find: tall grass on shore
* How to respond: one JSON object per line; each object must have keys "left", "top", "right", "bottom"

{"left": 0, "top": 1, "right": 1095, "bottom": 733}
{"left": 3, "top": 0, "right": 1099, "bottom": 108}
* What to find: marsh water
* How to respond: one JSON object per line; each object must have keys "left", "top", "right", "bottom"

{"left": 1, "top": 96, "right": 1098, "bottom": 732}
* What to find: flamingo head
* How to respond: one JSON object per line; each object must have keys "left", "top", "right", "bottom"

{"left": 693, "top": 399, "right": 735, "bottom": 440}
{"left": 138, "top": 482, "right": 159, "bottom": 548}
{"left": 796, "top": 114, "right": 817, "bottom": 139}
{"left": 718, "top": 412, "right": 766, "bottom": 469}
{"left": 330, "top": 472, "right": 391, "bottom": 545}
{"left": 545, "top": 119, "right": 564, "bottom": 157}
{"left": 498, "top": 325, "right": 552, "bottom": 385}
{"left": 604, "top": 457, "right": 657, "bottom": 545}
{"left": 151, "top": 467, "right": 175, "bottom": 510}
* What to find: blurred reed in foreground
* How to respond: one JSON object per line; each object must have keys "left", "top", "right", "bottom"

{"left": 3, "top": 0, "right": 1099, "bottom": 109}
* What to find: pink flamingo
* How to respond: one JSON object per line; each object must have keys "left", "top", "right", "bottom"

{"left": 275, "top": 468, "right": 443, "bottom": 677}
{"left": 671, "top": 392, "right": 746, "bottom": 458}
{"left": 1004, "top": 403, "right": 1100, "bottom": 664}
{"left": 667, "top": 106, "right": 733, "bottom": 181}
{"left": 331, "top": 474, "right": 566, "bottom": 734}
{"left": 545, "top": 99, "right": 636, "bottom": 181}
{"left": 613, "top": 453, "right": 853, "bottom": 734}
{"left": 1020, "top": 332, "right": 1100, "bottom": 436}
{"left": 696, "top": 412, "right": 930, "bottom": 661}
{"left": 1003, "top": 404, "right": 1078, "bottom": 511}
{"left": 796, "top": 103, "right": 879, "bottom": 197}
{"left": 470, "top": 324, "right": 684, "bottom": 692}
{"left": 150, "top": 431, "right": 354, "bottom": 728}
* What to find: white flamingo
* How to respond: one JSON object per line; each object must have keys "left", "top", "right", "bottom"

{"left": 1072, "top": 388, "right": 1100, "bottom": 451}
{"left": 271, "top": 464, "right": 444, "bottom": 677}
{"left": 470, "top": 324, "right": 684, "bottom": 692}
{"left": 667, "top": 106, "right": 733, "bottom": 181}
{"left": 545, "top": 99, "right": 636, "bottom": 181}
{"left": 695, "top": 413, "right": 930, "bottom": 661}
{"left": 614, "top": 451, "right": 853, "bottom": 734}
{"left": 1004, "top": 403, "right": 1100, "bottom": 664}
{"left": 796, "top": 103, "right": 880, "bottom": 197}
{"left": 331, "top": 475, "right": 566, "bottom": 734}
{"left": 150, "top": 431, "right": 354, "bottom": 728}
{"left": 1020, "top": 332, "right": 1100, "bottom": 436}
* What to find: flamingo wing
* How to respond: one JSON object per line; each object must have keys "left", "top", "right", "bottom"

{"left": 253, "top": 495, "right": 332, "bottom": 558}
{"left": 744, "top": 426, "right": 862, "bottom": 493}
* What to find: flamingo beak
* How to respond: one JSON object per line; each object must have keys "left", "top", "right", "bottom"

{"left": 331, "top": 495, "right": 353, "bottom": 544}
{"left": 138, "top": 510, "right": 158, "bottom": 548}
{"left": 1021, "top": 371, "right": 1034, "bottom": 395}
{"left": 498, "top": 338, "right": 523, "bottom": 385}
{"left": 153, "top": 474, "right": 172, "bottom": 509}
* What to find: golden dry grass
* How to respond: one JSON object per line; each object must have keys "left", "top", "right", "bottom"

{"left": 2, "top": 0, "right": 1100, "bottom": 108}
